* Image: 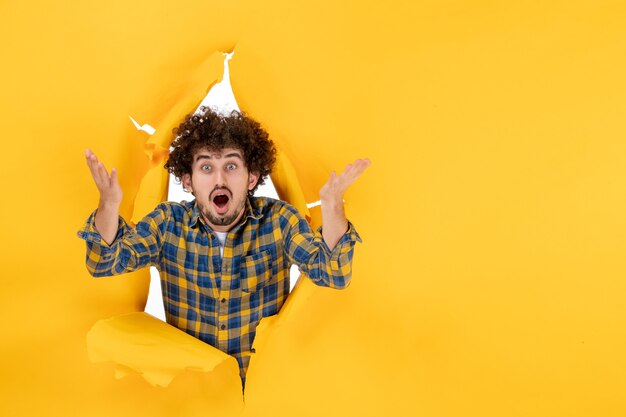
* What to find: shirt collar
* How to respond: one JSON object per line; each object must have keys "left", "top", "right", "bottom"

{"left": 189, "top": 197, "right": 262, "bottom": 229}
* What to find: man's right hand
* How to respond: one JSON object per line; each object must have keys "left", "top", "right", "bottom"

{"left": 85, "top": 149, "right": 122, "bottom": 245}
{"left": 85, "top": 149, "right": 123, "bottom": 206}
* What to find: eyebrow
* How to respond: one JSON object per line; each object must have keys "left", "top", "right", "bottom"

{"left": 194, "top": 152, "right": 243, "bottom": 162}
{"left": 224, "top": 152, "right": 243, "bottom": 160}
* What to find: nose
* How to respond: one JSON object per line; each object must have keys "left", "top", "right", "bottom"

{"left": 215, "top": 169, "right": 226, "bottom": 186}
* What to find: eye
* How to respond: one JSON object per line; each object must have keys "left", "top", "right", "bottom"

{"left": 226, "top": 162, "right": 237, "bottom": 171}
{"left": 200, "top": 164, "right": 211, "bottom": 172}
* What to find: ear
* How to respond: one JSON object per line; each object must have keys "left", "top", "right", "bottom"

{"left": 182, "top": 173, "right": 193, "bottom": 193}
{"left": 248, "top": 172, "right": 260, "bottom": 191}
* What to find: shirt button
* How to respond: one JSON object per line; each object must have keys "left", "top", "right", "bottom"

{"left": 221, "top": 298, "right": 226, "bottom": 303}
{"left": 221, "top": 324, "right": 226, "bottom": 330}
{"left": 224, "top": 266, "right": 230, "bottom": 272}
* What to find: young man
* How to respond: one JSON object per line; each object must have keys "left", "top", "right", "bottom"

{"left": 78, "top": 107, "right": 369, "bottom": 387}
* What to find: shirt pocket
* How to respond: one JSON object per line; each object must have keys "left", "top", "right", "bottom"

{"left": 239, "top": 251, "right": 272, "bottom": 293}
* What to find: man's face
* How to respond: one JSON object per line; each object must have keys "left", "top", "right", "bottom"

{"left": 182, "top": 147, "right": 259, "bottom": 232}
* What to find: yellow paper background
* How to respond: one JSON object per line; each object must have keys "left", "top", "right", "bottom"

{"left": 2, "top": 1, "right": 626, "bottom": 416}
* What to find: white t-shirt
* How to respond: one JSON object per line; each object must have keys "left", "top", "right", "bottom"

{"left": 214, "top": 231, "right": 227, "bottom": 257}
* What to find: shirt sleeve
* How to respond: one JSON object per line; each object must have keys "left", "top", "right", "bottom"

{"left": 281, "top": 204, "right": 362, "bottom": 289}
{"left": 76, "top": 204, "right": 168, "bottom": 277}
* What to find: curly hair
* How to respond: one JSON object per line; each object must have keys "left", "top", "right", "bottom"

{"left": 164, "top": 107, "right": 277, "bottom": 195}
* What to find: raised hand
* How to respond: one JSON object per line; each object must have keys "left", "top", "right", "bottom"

{"left": 85, "top": 149, "right": 123, "bottom": 206}
{"left": 319, "top": 158, "right": 371, "bottom": 204}
{"left": 85, "top": 149, "right": 122, "bottom": 245}
{"left": 319, "top": 158, "right": 370, "bottom": 251}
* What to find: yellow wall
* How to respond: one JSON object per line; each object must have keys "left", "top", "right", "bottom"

{"left": 1, "top": 1, "right": 625, "bottom": 416}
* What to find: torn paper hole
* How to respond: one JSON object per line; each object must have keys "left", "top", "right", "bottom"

{"left": 196, "top": 51, "right": 239, "bottom": 114}
{"left": 146, "top": 51, "right": 297, "bottom": 322}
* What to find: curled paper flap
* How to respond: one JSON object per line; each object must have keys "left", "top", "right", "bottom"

{"left": 87, "top": 312, "right": 239, "bottom": 387}
{"left": 270, "top": 149, "right": 311, "bottom": 222}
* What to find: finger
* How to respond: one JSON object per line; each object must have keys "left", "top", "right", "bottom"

{"left": 96, "top": 162, "right": 111, "bottom": 186}
{"left": 340, "top": 160, "right": 365, "bottom": 179}
{"left": 336, "top": 165, "right": 350, "bottom": 176}
{"left": 350, "top": 158, "right": 371, "bottom": 176}
{"left": 110, "top": 167, "right": 119, "bottom": 186}
{"left": 85, "top": 154, "right": 104, "bottom": 185}
{"left": 85, "top": 150, "right": 101, "bottom": 173}
{"left": 336, "top": 159, "right": 370, "bottom": 188}
{"left": 342, "top": 158, "right": 370, "bottom": 176}
{"left": 85, "top": 149, "right": 99, "bottom": 165}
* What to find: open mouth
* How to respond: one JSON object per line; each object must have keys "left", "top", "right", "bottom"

{"left": 214, "top": 194, "right": 229, "bottom": 208}
{"left": 211, "top": 191, "right": 231, "bottom": 214}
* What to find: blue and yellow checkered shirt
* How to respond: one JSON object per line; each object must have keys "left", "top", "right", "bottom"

{"left": 78, "top": 196, "right": 361, "bottom": 383}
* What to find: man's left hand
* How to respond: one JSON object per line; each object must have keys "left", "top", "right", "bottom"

{"left": 319, "top": 158, "right": 370, "bottom": 251}
{"left": 319, "top": 158, "right": 371, "bottom": 204}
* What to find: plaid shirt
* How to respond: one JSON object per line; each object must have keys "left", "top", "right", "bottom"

{"left": 78, "top": 196, "right": 361, "bottom": 384}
